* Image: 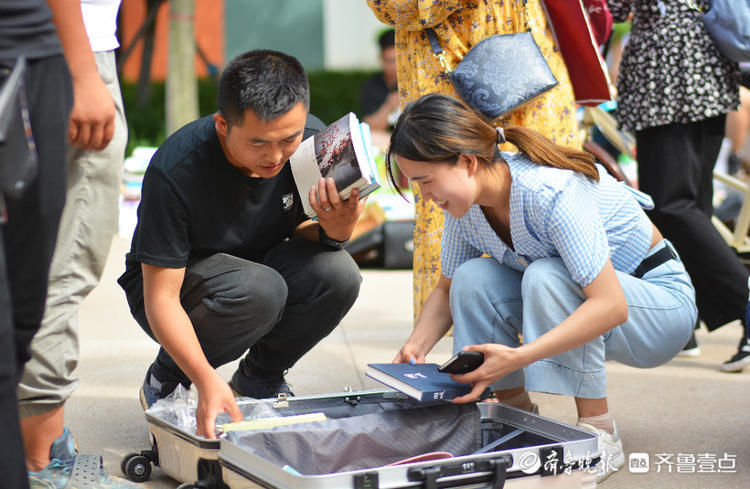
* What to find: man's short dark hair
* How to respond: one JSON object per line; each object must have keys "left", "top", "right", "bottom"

{"left": 378, "top": 29, "right": 395, "bottom": 51}
{"left": 217, "top": 49, "right": 310, "bottom": 126}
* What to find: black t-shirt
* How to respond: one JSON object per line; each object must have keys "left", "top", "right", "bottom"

{"left": 118, "top": 113, "right": 325, "bottom": 301}
{"left": 0, "top": 0, "right": 62, "bottom": 62}
{"left": 360, "top": 72, "right": 396, "bottom": 118}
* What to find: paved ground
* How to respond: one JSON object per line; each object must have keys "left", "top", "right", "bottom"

{"left": 66, "top": 235, "right": 749, "bottom": 489}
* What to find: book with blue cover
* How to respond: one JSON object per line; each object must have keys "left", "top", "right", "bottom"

{"left": 365, "top": 363, "right": 474, "bottom": 402}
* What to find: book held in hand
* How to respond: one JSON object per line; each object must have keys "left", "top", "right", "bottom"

{"left": 365, "top": 363, "right": 475, "bottom": 402}
{"left": 289, "top": 112, "right": 381, "bottom": 218}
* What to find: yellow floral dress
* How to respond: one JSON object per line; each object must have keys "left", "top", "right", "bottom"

{"left": 367, "top": 0, "right": 581, "bottom": 322}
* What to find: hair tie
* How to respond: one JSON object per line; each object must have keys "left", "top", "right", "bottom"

{"left": 496, "top": 127, "right": 506, "bottom": 145}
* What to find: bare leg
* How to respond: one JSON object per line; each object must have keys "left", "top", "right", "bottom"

{"left": 20, "top": 406, "right": 64, "bottom": 472}
{"left": 575, "top": 396, "right": 608, "bottom": 418}
{"left": 492, "top": 386, "right": 534, "bottom": 411}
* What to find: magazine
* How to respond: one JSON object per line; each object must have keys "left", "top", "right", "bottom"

{"left": 289, "top": 112, "right": 380, "bottom": 218}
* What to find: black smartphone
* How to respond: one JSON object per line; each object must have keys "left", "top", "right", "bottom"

{"left": 438, "top": 351, "right": 484, "bottom": 374}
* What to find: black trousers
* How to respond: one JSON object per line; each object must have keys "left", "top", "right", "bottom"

{"left": 637, "top": 115, "right": 749, "bottom": 331}
{"left": 129, "top": 237, "right": 362, "bottom": 385}
{"left": 0, "top": 55, "right": 72, "bottom": 489}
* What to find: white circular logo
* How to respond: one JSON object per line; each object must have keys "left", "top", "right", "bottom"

{"left": 518, "top": 451, "right": 541, "bottom": 474}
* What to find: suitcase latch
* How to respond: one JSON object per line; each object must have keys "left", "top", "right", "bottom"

{"left": 353, "top": 472, "right": 379, "bottom": 489}
{"left": 273, "top": 393, "right": 289, "bottom": 408}
{"left": 539, "top": 445, "right": 565, "bottom": 476}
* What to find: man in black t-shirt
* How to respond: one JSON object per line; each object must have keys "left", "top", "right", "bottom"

{"left": 360, "top": 29, "right": 399, "bottom": 132}
{"left": 118, "top": 50, "right": 364, "bottom": 438}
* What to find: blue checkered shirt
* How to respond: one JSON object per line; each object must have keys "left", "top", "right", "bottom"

{"left": 441, "top": 153, "right": 654, "bottom": 287}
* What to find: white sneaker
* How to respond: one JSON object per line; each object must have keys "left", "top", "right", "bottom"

{"left": 577, "top": 420, "right": 625, "bottom": 483}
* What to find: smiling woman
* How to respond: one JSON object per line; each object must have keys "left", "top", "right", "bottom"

{"left": 385, "top": 93, "right": 698, "bottom": 483}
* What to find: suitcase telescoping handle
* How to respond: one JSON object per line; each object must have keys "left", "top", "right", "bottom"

{"left": 406, "top": 454, "right": 512, "bottom": 489}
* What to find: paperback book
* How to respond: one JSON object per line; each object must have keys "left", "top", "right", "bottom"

{"left": 289, "top": 112, "right": 381, "bottom": 218}
{"left": 365, "top": 363, "right": 474, "bottom": 402}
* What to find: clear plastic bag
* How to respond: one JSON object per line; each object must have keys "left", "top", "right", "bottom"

{"left": 145, "top": 385, "right": 281, "bottom": 437}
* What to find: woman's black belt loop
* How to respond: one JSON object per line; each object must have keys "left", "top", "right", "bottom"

{"left": 632, "top": 245, "right": 678, "bottom": 279}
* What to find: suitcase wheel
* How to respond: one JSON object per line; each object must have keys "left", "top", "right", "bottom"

{"left": 121, "top": 452, "right": 154, "bottom": 482}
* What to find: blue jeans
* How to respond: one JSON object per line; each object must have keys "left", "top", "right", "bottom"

{"left": 449, "top": 240, "right": 697, "bottom": 399}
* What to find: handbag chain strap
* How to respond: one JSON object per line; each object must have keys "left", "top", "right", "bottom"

{"left": 426, "top": 0, "right": 530, "bottom": 75}
{"left": 684, "top": 0, "right": 702, "bottom": 12}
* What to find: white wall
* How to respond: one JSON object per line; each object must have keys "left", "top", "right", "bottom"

{"left": 323, "top": 0, "right": 390, "bottom": 70}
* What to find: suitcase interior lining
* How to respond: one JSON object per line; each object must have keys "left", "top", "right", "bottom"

{"left": 224, "top": 402, "right": 560, "bottom": 476}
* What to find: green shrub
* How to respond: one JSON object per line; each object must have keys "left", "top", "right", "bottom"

{"left": 308, "top": 70, "right": 374, "bottom": 124}
{"left": 119, "top": 70, "right": 376, "bottom": 155}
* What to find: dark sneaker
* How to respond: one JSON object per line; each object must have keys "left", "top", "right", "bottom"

{"left": 139, "top": 364, "right": 180, "bottom": 410}
{"left": 229, "top": 368, "right": 294, "bottom": 399}
{"left": 720, "top": 344, "right": 750, "bottom": 372}
{"left": 29, "top": 428, "right": 142, "bottom": 489}
{"left": 677, "top": 331, "right": 700, "bottom": 358}
{"left": 722, "top": 301, "right": 750, "bottom": 372}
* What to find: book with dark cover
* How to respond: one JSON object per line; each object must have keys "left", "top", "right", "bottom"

{"left": 365, "top": 363, "right": 474, "bottom": 402}
{"left": 289, "top": 112, "right": 380, "bottom": 218}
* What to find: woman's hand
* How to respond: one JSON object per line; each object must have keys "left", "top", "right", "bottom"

{"left": 450, "top": 344, "right": 527, "bottom": 404}
{"left": 393, "top": 342, "right": 426, "bottom": 364}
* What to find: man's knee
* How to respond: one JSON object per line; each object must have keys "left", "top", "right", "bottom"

{"left": 202, "top": 264, "right": 288, "bottom": 324}
{"left": 307, "top": 250, "right": 362, "bottom": 306}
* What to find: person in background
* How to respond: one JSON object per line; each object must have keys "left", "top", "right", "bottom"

{"left": 366, "top": 0, "right": 581, "bottom": 324}
{"left": 609, "top": 0, "right": 750, "bottom": 372}
{"left": 387, "top": 94, "right": 696, "bottom": 483}
{"left": 118, "top": 50, "right": 363, "bottom": 438}
{"left": 360, "top": 28, "right": 399, "bottom": 133}
{"left": 14, "top": 1, "right": 137, "bottom": 488}
{"left": 0, "top": 0, "right": 73, "bottom": 487}
{"left": 725, "top": 86, "right": 750, "bottom": 175}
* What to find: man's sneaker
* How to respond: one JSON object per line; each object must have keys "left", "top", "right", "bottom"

{"left": 29, "top": 428, "right": 142, "bottom": 489}
{"left": 139, "top": 364, "right": 180, "bottom": 410}
{"left": 577, "top": 421, "right": 625, "bottom": 483}
{"left": 677, "top": 331, "right": 701, "bottom": 358}
{"left": 720, "top": 343, "right": 750, "bottom": 372}
{"left": 229, "top": 368, "right": 294, "bottom": 399}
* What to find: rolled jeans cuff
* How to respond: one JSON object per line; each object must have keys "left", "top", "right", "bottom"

{"left": 525, "top": 359, "right": 607, "bottom": 399}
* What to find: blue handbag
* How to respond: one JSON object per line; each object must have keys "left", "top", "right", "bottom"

{"left": 425, "top": 0, "right": 557, "bottom": 120}
{"left": 690, "top": 0, "right": 750, "bottom": 62}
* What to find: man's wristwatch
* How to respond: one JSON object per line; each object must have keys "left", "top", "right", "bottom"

{"left": 319, "top": 227, "right": 349, "bottom": 249}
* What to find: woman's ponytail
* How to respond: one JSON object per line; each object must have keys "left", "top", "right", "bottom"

{"left": 503, "top": 126, "right": 599, "bottom": 182}
{"left": 386, "top": 94, "right": 599, "bottom": 193}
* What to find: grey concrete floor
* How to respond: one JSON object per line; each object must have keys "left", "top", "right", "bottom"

{"left": 67, "top": 236, "right": 749, "bottom": 489}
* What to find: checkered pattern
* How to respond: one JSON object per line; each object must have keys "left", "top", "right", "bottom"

{"left": 441, "top": 153, "right": 654, "bottom": 287}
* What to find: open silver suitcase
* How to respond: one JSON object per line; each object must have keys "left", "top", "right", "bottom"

{"left": 125, "top": 390, "right": 599, "bottom": 489}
